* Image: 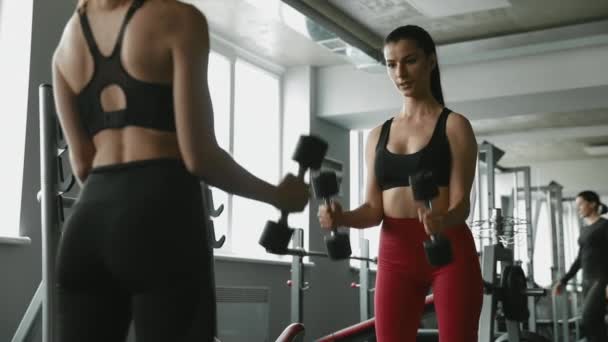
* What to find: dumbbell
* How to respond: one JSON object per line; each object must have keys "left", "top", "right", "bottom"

{"left": 259, "top": 135, "right": 328, "bottom": 254}
{"left": 312, "top": 171, "right": 352, "bottom": 260}
{"left": 409, "top": 170, "right": 452, "bottom": 267}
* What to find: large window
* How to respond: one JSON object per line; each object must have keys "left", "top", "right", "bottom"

{"left": 207, "top": 52, "right": 231, "bottom": 246}
{"left": 231, "top": 59, "right": 281, "bottom": 259}
{"left": 0, "top": 0, "right": 33, "bottom": 238}
{"left": 533, "top": 200, "right": 552, "bottom": 287}
{"left": 207, "top": 46, "right": 300, "bottom": 261}
{"left": 349, "top": 130, "right": 380, "bottom": 268}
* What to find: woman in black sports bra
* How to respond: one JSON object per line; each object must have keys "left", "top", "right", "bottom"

{"left": 318, "top": 26, "right": 482, "bottom": 341}
{"left": 52, "top": 1, "right": 309, "bottom": 341}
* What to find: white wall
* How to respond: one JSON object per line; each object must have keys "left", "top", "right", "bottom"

{"left": 526, "top": 158, "right": 608, "bottom": 197}
{"left": 315, "top": 42, "right": 608, "bottom": 126}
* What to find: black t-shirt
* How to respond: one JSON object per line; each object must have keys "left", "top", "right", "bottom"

{"left": 561, "top": 217, "right": 608, "bottom": 284}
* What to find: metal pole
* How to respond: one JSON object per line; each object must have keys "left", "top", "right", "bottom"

{"left": 520, "top": 167, "right": 534, "bottom": 278}
{"left": 505, "top": 166, "right": 537, "bottom": 331}
{"left": 359, "top": 238, "right": 370, "bottom": 321}
{"left": 571, "top": 277, "right": 580, "bottom": 341}
{"left": 486, "top": 146, "right": 496, "bottom": 247}
{"left": 40, "top": 84, "right": 59, "bottom": 342}
{"left": 476, "top": 155, "right": 484, "bottom": 250}
{"left": 11, "top": 284, "right": 43, "bottom": 342}
{"left": 478, "top": 243, "right": 497, "bottom": 342}
{"left": 552, "top": 184, "right": 569, "bottom": 342}
{"left": 512, "top": 170, "right": 519, "bottom": 259}
{"left": 546, "top": 187, "right": 560, "bottom": 341}
{"left": 291, "top": 228, "right": 304, "bottom": 323}
{"left": 521, "top": 167, "right": 537, "bottom": 332}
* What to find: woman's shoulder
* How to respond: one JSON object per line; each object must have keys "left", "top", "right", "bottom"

{"left": 53, "top": 12, "right": 82, "bottom": 69}
{"left": 445, "top": 110, "right": 474, "bottom": 137}
{"left": 370, "top": 121, "right": 387, "bottom": 140}
{"left": 445, "top": 110, "right": 470, "bottom": 126}
{"left": 160, "top": 1, "right": 208, "bottom": 27}
{"left": 147, "top": 1, "right": 208, "bottom": 42}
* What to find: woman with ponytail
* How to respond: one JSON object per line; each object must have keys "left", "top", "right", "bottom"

{"left": 318, "top": 25, "right": 482, "bottom": 341}
{"left": 553, "top": 190, "right": 608, "bottom": 342}
{"left": 52, "top": 0, "right": 309, "bottom": 341}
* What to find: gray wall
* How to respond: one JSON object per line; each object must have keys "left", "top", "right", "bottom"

{"left": 0, "top": 0, "right": 74, "bottom": 341}
{"left": 0, "top": 2, "right": 369, "bottom": 342}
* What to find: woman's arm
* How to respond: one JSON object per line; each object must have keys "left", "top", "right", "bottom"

{"left": 52, "top": 48, "right": 96, "bottom": 185}
{"left": 560, "top": 251, "right": 581, "bottom": 285}
{"left": 170, "top": 5, "right": 306, "bottom": 211}
{"left": 442, "top": 112, "right": 478, "bottom": 229}
{"left": 337, "top": 126, "right": 384, "bottom": 229}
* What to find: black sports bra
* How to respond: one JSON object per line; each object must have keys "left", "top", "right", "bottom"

{"left": 76, "top": 0, "right": 175, "bottom": 137}
{"left": 374, "top": 108, "right": 452, "bottom": 190}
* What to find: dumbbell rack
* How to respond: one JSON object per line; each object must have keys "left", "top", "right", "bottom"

{"left": 478, "top": 208, "right": 548, "bottom": 342}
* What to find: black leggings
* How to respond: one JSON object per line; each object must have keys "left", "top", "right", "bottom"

{"left": 581, "top": 278, "right": 608, "bottom": 342}
{"left": 56, "top": 158, "right": 216, "bottom": 342}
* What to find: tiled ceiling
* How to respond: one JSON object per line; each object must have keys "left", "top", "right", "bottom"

{"left": 472, "top": 109, "right": 608, "bottom": 136}
{"left": 328, "top": 0, "right": 608, "bottom": 44}
{"left": 191, "top": 0, "right": 347, "bottom": 67}
{"left": 496, "top": 140, "right": 593, "bottom": 164}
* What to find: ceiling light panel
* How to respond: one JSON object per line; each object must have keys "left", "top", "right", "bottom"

{"left": 406, "top": 0, "right": 511, "bottom": 18}
{"left": 583, "top": 144, "right": 608, "bottom": 156}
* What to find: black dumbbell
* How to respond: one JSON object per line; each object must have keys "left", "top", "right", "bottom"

{"left": 313, "top": 171, "right": 352, "bottom": 260}
{"left": 259, "top": 135, "right": 328, "bottom": 254}
{"left": 409, "top": 170, "right": 452, "bottom": 267}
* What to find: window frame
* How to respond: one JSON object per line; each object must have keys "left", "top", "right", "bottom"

{"left": 0, "top": 0, "right": 34, "bottom": 243}
{"left": 349, "top": 129, "right": 380, "bottom": 270}
{"left": 208, "top": 34, "right": 303, "bottom": 263}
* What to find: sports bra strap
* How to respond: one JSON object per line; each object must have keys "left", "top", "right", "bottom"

{"left": 112, "top": 0, "right": 145, "bottom": 56}
{"left": 78, "top": 7, "right": 102, "bottom": 60}
{"left": 78, "top": 0, "right": 146, "bottom": 59}
{"left": 376, "top": 118, "right": 393, "bottom": 150}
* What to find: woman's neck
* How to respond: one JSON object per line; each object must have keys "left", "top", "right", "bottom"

{"left": 399, "top": 94, "right": 442, "bottom": 120}
{"left": 91, "top": 0, "right": 130, "bottom": 10}
{"left": 585, "top": 213, "right": 601, "bottom": 225}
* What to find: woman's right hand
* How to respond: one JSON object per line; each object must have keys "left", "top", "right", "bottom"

{"left": 552, "top": 282, "right": 564, "bottom": 296}
{"left": 275, "top": 174, "right": 309, "bottom": 213}
{"left": 318, "top": 201, "right": 343, "bottom": 230}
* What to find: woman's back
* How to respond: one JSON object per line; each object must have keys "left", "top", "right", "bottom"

{"left": 54, "top": 0, "right": 199, "bottom": 168}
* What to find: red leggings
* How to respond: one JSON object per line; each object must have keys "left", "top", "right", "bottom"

{"left": 374, "top": 217, "right": 483, "bottom": 342}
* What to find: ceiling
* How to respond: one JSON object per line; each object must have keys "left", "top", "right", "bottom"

{"left": 192, "top": 0, "right": 347, "bottom": 67}
{"left": 328, "top": 0, "right": 608, "bottom": 45}
{"left": 474, "top": 109, "right": 608, "bottom": 164}
{"left": 473, "top": 109, "right": 608, "bottom": 136}
{"left": 191, "top": 0, "right": 608, "bottom": 166}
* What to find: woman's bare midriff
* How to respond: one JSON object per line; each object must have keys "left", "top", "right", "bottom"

{"left": 91, "top": 126, "right": 182, "bottom": 167}
{"left": 382, "top": 186, "right": 450, "bottom": 218}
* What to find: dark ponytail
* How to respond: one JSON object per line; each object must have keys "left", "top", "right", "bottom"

{"left": 385, "top": 25, "right": 444, "bottom": 105}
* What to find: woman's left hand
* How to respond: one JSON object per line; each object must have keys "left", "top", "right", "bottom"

{"left": 418, "top": 207, "right": 445, "bottom": 236}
